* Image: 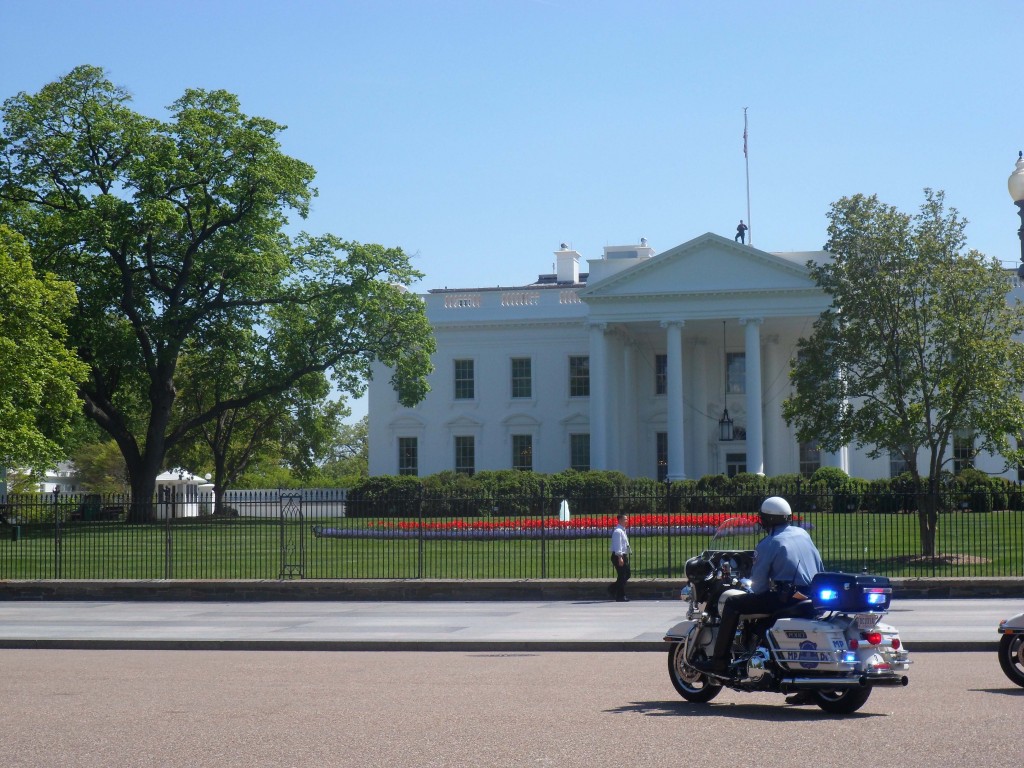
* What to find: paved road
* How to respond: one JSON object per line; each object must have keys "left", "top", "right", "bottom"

{"left": 0, "top": 649, "right": 1019, "bottom": 767}
{"left": 0, "top": 597, "right": 1017, "bottom": 651}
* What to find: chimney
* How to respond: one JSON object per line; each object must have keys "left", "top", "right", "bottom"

{"left": 555, "top": 244, "right": 580, "bottom": 284}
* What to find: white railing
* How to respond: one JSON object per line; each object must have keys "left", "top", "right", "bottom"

{"left": 435, "top": 288, "right": 582, "bottom": 311}
{"left": 443, "top": 293, "right": 482, "bottom": 309}
{"left": 501, "top": 290, "right": 540, "bottom": 306}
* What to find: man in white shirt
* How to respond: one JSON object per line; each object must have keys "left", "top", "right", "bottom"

{"left": 608, "top": 513, "right": 631, "bottom": 602}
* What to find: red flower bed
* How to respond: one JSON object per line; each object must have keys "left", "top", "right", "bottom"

{"left": 375, "top": 512, "right": 762, "bottom": 533}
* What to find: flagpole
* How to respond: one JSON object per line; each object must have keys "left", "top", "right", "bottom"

{"left": 744, "top": 107, "right": 751, "bottom": 246}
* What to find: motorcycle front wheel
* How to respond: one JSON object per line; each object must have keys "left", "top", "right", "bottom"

{"left": 811, "top": 687, "right": 871, "bottom": 714}
{"left": 667, "top": 642, "right": 722, "bottom": 703}
{"left": 998, "top": 634, "right": 1024, "bottom": 687}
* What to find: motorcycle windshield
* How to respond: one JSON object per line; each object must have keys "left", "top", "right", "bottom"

{"left": 710, "top": 516, "right": 762, "bottom": 552}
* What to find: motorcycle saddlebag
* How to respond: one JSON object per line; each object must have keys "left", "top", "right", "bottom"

{"left": 809, "top": 572, "right": 892, "bottom": 612}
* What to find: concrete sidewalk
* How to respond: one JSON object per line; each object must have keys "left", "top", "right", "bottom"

{"left": 0, "top": 597, "right": 1014, "bottom": 652}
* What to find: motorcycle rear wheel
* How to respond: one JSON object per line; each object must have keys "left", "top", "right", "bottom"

{"left": 667, "top": 642, "right": 722, "bottom": 703}
{"left": 998, "top": 634, "right": 1024, "bottom": 687}
{"left": 811, "top": 686, "right": 871, "bottom": 714}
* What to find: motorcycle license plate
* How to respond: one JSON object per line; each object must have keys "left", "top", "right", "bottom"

{"left": 855, "top": 613, "right": 881, "bottom": 629}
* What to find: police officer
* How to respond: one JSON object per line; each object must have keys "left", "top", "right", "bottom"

{"left": 692, "top": 496, "right": 823, "bottom": 676}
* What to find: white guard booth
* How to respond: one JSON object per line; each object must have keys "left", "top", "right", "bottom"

{"left": 155, "top": 468, "right": 212, "bottom": 519}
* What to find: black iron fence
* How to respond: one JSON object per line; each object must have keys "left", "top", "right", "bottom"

{"left": 1, "top": 484, "right": 1022, "bottom": 580}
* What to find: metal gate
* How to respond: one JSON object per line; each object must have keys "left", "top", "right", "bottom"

{"left": 279, "top": 493, "right": 305, "bottom": 578}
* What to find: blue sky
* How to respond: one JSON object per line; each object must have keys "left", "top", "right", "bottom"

{"left": 3, "top": 1, "right": 1023, "bottom": 420}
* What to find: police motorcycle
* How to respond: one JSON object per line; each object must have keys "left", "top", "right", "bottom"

{"left": 997, "top": 610, "right": 1024, "bottom": 687}
{"left": 664, "top": 518, "right": 911, "bottom": 714}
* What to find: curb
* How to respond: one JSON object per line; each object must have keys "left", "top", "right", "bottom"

{"left": 1, "top": 577, "right": 1022, "bottom": 602}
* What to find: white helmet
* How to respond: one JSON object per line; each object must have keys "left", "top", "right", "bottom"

{"left": 759, "top": 496, "right": 793, "bottom": 529}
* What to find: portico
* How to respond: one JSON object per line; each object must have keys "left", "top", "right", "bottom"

{"left": 578, "top": 233, "right": 835, "bottom": 480}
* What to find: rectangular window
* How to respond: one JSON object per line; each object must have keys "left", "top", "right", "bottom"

{"left": 799, "top": 441, "right": 821, "bottom": 478}
{"left": 512, "top": 434, "right": 533, "bottom": 471}
{"left": 570, "top": 433, "right": 590, "bottom": 472}
{"left": 454, "top": 359, "right": 474, "bottom": 400}
{"left": 398, "top": 437, "right": 418, "bottom": 476}
{"left": 953, "top": 431, "right": 974, "bottom": 474}
{"left": 727, "top": 352, "right": 746, "bottom": 395}
{"left": 569, "top": 355, "right": 590, "bottom": 397}
{"left": 890, "top": 449, "right": 910, "bottom": 478}
{"left": 656, "top": 431, "right": 668, "bottom": 482}
{"left": 511, "top": 358, "right": 532, "bottom": 399}
{"left": 454, "top": 436, "right": 475, "bottom": 476}
{"left": 726, "top": 452, "right": 747, "bottom": 478}
{"left": 655, "top": 354, "right": 667, "bottom": 395}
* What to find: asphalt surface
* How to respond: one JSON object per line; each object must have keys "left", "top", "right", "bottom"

{"left": 0, "top": 596, "right": 1016, "bottom": 651}
{"left": 1, "top": 650, "right": 1019, "bottom": 768}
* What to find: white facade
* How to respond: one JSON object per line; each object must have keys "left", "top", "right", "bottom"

{"left": 368, "top": 233, "right": 1022, "bottom": 481}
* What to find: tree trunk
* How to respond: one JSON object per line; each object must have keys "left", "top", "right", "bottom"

{"left": 127, "top": 469, "right": 157, "bottom": 522}
{"left": 917, "top": 485, "right": 939, "bottom": 558}
{"left": 125, "top": 444, "right": 167, "bottom": 522}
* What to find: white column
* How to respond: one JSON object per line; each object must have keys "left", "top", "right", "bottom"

{"left": 588, "top": 322, "right": 609, "bottom": 470}
{"left": 762, "top": 334, "right": 781, "bottom": 476}
{"left": 690, "top": 338, "right": 709, "bottom": 478}
{"left": 606, "top": 330, "right": 623, "bottom": 472}
{"left": 622, "top": 339, "right": 638, "bottom": 476}
{"left": 662, "top": 320, "right": 686, "bottom": 480}
{"left": 741, "top": 317, "right": 764, "bottom": 475}
{"left": 823, "top": 367, "right": 850, "bottom": 473}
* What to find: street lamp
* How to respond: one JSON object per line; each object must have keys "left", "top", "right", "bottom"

{"left": 1009, "top": 151, "right": 1024, "bottom": 278}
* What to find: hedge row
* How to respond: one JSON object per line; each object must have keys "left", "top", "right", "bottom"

{"left": 343, "top": 467, "right": 1024, "bottom": 518}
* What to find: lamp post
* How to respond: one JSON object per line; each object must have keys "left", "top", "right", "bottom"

{"left": 1009, "top": 151, "right": 1024, "bottom": 278}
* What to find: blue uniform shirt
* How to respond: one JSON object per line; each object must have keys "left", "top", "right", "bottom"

{"left": 749, "top": 523, "right": 824, "bottom": 595}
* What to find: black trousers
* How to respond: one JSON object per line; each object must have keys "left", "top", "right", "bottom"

{"left": 610, "top": 554, "right": 630, "bottom": 599}
{"left": 712, "top": 589, "right": 791, "bottom": 661}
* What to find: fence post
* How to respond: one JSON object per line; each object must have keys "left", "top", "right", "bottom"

{"left": 52, "top": 489, "right": 61, "bottom": 579}
{"left": 416, "top": 485, "right": 424, "bottom": 579}
{"left": 664, "top": 478, "right": 672, "bottom": 578}
{"left": 165, "top": 491, "right": 173, "bottom": 579}
{"left": 539, "top": 480, "right": 547, "bottom": 579}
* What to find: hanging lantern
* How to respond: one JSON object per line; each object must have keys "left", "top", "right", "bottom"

{"left": 719, "top": 321, "right": 734, "bottom": 441}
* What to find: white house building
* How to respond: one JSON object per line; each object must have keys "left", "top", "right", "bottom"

{"left": 368, "top": 232, "right": 1021, "bottom": 481}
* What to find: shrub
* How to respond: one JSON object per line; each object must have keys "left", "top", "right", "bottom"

{"left": 345, "top": 475, "right": 423, "bottom": 518}
{"left": 810, "top": 466, "right": 851, "bottom": 488}
{"left": 729, "top": 473, "right": 771, "bottom": 513}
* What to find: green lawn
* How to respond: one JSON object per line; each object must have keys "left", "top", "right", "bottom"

{"left": 0, "top": 509, "right": 1021, "bottom": 580}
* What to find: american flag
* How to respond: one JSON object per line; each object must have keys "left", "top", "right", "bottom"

{"left": 743, "top": 124, "right": 748, "bottom": 158}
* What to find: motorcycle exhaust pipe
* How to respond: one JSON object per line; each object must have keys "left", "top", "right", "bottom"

{"left": 860, "top": 674, "right": 910, "bottom": 687}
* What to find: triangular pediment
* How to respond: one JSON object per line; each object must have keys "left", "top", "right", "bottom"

{"left": 578, "top": 233, "right": 824, "bottom": 300}
{"left": 560, "top": 412, "right": 590, "bottom": 428}
{"left": 388, "top": 414, "right": 426, "bottom": 431}
{"left": 502, "top": 413, "right": 541, "bottom": 428}
{"left": 444, "top": 414, "right": 484, "bottom": 430}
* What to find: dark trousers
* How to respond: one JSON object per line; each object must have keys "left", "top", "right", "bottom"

{"left": 609, "top": 554, "right": 630, "bottom": 599}
{"left": 712, "top": 590, "right": 790, "bottom": 661}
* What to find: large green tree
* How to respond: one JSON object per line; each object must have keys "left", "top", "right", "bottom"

{"left": 783, "top": 190, "right": 1024, "bottom": 556}
{"left": 0, "top": 66, "right": 433, "bottom": 518}
{"left": 167, "top": 328, "right": 349, "bottom": 508}
{"left": 0, "top": 225, "right": 88, "bottom": 474}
